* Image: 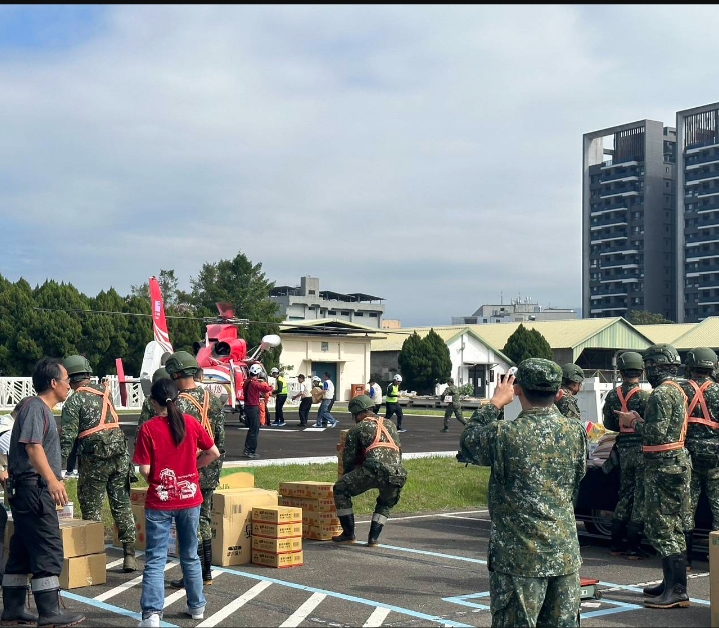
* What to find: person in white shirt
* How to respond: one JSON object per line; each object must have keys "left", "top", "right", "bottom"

{"left": 315, "top": 373, "right": 339, "bottom": 428}
{"left": 291, "top": 374, "right": 312, "bottom": 427}
{"left": 367, "top": 379, "right": 383, "bottom": 413}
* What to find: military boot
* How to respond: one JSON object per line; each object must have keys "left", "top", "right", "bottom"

{"left": 367, "top": 513, "right": 387, "bottom": 547}
{"left": 644, "top": 554, "right": 690, "bottom": 609}
{"left": 624, "top": 523, "right": 650, "bottom": 560}
{"left": 609, "top": 519, "right": 626, "bottom": 556}
{"left": 685, "top": 530, "right": 694, "bottom": 572}
{"left": 202, "top": 539, "right": 213, "bottom": 585}
{"left": 32, "top": 584, "right": 86, "bottom": 627}
{"left": 1, "top": 583, "right": 39, "bottom": 625}
{"left": 122, "top": 543, "right": 137, "bottom": 573}
{"left": 332, "top": 514, "right": 356, "bottom": 543}
{"left": 171, "top": 542, "right": 204, "bottom": 589}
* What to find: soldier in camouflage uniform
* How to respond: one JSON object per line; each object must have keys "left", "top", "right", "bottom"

{"left": 602, "top": 351, "right": 651, "bottom": 559}
{"left": 616, "top": 343, "right": 691, "bottom": 609}
{"left": 440, "top": 378, "right": 467, "bottom": 433}
{"left": 60, "top": 355, "right": 137, "bottom": 572}
{"left": 333, "top": 395, "right": 407, "bottom": 546}
{"left": 460, "top": 359, "right": 587, "bottom": 628}
{"left": 164, "top": 351, "right": 225, "bottom": 589}
{"left": 679, "top": 347, "right": 719, "bottom": 570}
{"left": 137, "top": 368, "right": 170, "bottom": 432}
{"left": 554, "top": 363, "right": 585, "bottom": 423}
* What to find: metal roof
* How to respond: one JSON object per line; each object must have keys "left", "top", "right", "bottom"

{"left": 665, "top": 317, "right": 719, "bottom": 350}
{"left": 634, "top": 323, "right": 697, "bottom": 345}
{"left": 280, "top": 318, "right": 385, "bottom": 337}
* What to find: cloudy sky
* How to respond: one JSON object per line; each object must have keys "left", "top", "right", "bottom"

{"left": 1, "top": 5, "right": 718, "bottom": 326}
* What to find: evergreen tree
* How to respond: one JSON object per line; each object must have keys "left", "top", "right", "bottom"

{"left": 502, "top": 324, "right": 553, "bottom": 365}
{"left": 423, "top": 328, "right": 452, "bottom": 388}
{"left": 627, "top": 310, "right": 674, "bottom": 325}
{"left": 397, "top": 329, "right": 452, "bottom": 394}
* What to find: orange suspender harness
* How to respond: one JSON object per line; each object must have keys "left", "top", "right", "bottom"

{"left": 642, "top": 380, "right": 688, "bottom": 453}
{"left": 365, "top": 416, "right": 400, "bottom": 454}
{"left": 617, "top": 386, "right": 641, "bottom": 433}
{"left": 686, "top": 380, "right": 719, "bottom": 428}
{"left": 76, "top": 386, "right": 121, "bottom": 439}
{"left": 179, "top": 390, "right": 213, "bottom": 437}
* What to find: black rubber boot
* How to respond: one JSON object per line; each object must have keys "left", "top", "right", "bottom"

{"left": 202, "top": 539, "right": 213, "bottom": 585}
{"left": 644, "top": 554, "right": 690, "bottom": 609}
{"left": 609, "top": 519, "right": 626, "bottom": 556}
{"left": 332, "top": 515, "right": 356, "bottom": 543}
{"left": 122, "top": 542, "right": 137, "bottom": 573}
{"left": 643, "top": 579, "right": 665, "bottom": 597}
{"left": 171, "top": 541, "right": 202, "bottom": 589}
{"left": 33, "top": 587, "right": 85, "bottom": 627}
{"left": 1, "top": 586, "right": 39, "bottom": 625}
{"left": 624, "top": 523, "right": 650, "bottom": 560}
{"left": 367, "top": 521, "right": 384, "bottom": 547}
{"left": 685, "top": 530, "right": 694, "bottom": 571}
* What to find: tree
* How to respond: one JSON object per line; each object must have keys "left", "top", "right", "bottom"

{"left": 502, "top": 324, "right": 553, "bottom": 365}
{"left": 397, "top": 329, "right": 452, "bottom": 395}
{"left": 627, "top": 310, "right": 674, "bottom": 325}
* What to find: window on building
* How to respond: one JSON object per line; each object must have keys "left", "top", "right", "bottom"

{"left": 354, "top": 312, "right": 364, "bottom": 317}
{"left": 328, "top": 310, "right": 336, "bottom": 315}
{"left": 308, "top": 290, "right": 316, "bottom": 295}
{"left": 369, "top": 312, "right": 378, "bottom": 317}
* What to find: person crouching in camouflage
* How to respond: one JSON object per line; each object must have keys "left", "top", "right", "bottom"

{"left": 60, "top": 355, "right": 137, "bottom": 572}
{"left": 616, "top": 343, "right": 691, "bottom": 609}
{"left": 680, "top": 347, "right": 719, "bottom": 570}
{"left": 333, "top": 395, "right": 407, "bottom": 546}
{"left": 459, "top": 359, "right": 587, "bottom": 628}
{"left": 440, "top": 378, "right": 467, "bottom": 433}
{"left": 602, "top": 351, "right": 650, "bottom": 559}
{"left": 165, "top": 351, "right": 225, "bottom": 589}
{"left": 555, "top": 363, "right": 585, "bottom": 423}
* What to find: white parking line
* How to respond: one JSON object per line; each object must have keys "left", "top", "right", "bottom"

{"left": 279, "top": 592, "right": 326, "bottom": 627}
{"left": 355, "top": 510, "right": 487, "bottom": 524}
{"left": 363, "top": 607, "right": 391, "bottom": 627}
{"left": 163, "top": 571, "right": 223, "bottom": 609}
{"left": 197, "top": 580, "right": 272, "bottom": 627}
{"left": 95, "top": 561, "right": 176, "bottom": 602}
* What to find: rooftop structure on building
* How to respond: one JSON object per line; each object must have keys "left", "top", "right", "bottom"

{"left": 452, "top": 296, "right": 578, "bottom": 325}
{"left": 270, "top": 276, "right": 385, "bottom": 328}
{"left": 583, "top": 120, "right": 677, "bottom": 321}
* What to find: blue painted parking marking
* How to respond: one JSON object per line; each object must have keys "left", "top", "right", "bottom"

{"left": 377, "top": 543, "right": 487, "bottom": 565}
{"left": 62, "top": 590, "right": 178, "bottom": 627}
{"left": 598, "top": 580, "right": 710, "bottom": 606}
{"left": 442, "top": 592, "right": 491, "bottom": 611}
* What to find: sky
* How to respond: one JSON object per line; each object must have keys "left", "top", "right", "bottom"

{"left": 1, "top": 5, "right": 719, "bottom": 326}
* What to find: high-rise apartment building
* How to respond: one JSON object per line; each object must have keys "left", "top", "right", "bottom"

{"left": 677, "top": 102, "right": 719, "bottom": 322}
{"left": 582, "top": 120, "right": 677, "bottom": 320}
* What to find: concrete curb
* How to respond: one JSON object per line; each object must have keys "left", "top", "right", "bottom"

{"left": 223, "top": 450, "right": 458, "bottom": 468}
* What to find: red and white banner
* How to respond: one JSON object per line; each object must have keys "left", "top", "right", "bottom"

{"left": 149, "top": 276, "right": 173, "bottom": 354}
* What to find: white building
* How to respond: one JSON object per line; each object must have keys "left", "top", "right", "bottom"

{"left": 452, "top": 297, "right": 577, "bottom": 325}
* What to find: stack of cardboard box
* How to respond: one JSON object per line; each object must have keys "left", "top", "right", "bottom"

{"left": 278, "top": 482, "right": 342, "bottom": 541}
{"left": 251, "top": 506, "right": 303, "bottom": 568}
{"left": 7, "top": 517, "right": 107, "bottom": 590}
{"left": 116, "top": 487, "right": 181, "bottom": 557}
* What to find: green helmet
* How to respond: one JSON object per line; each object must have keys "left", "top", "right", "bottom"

{"left": 516, "top": 358, "right": 563, "bottom": 392}
{"left": 685, "top": 347, "right": 718, "bottom": 370}
{"left": 164, "top": 351, "right": 199, "bottom": 378}
{"left": 348, "top": 395, "right": 376, "bottom": 415}
{"left": 63, "top": 355, "right": 92, "bottom": 379}
{"left": 617, "top": 351, "right": 644, "bottom": 372}
{"left": 561, "top": 363, "right": 585, "bottom": 384}
{"left": 643, "top": 343, "right": 680, "bottom": 366}
{"left": 152, "top": 367, "right": 170, "bottom": 384}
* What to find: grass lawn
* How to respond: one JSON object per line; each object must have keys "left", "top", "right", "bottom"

{"left": 67, "top": 458, "right": 490, "bottom": 534}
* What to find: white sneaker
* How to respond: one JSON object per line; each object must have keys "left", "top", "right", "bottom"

{"left": 186, "top": 604, "right": 205, "bottom": 620}
{"left": 138, "top": 612, "right": 161, "bottom": 627}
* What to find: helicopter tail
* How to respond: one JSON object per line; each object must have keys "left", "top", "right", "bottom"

{"left": 150, "top": 276, "right": 173, "bottom": 354}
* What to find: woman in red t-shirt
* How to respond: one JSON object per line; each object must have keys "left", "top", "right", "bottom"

{"left": 133, "top": 378, "right": 220, "bottom": 628}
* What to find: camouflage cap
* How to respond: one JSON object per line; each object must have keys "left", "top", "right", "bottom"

{"left": 516, "top": 358, "right": 562, "bottom": 392}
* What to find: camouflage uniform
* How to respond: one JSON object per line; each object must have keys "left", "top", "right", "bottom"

{"left": 334, "top": 413, "right": 407, "bottom": 519}
{"left": 60, "top": 383, "right": 136, "bottom": 544}
{"left": 459, "top": 367, "right": 586, "bottom": 628}
{"left": 602, "top": 383, "right": 650, "bottom": 524}
{"left": 176, "top": 387, "right": 225, "bottom": 542}
{"left": 441, "top": 384, "right": 466, "bottom": 430}
{"left": 137, "top": 396, "right": 154, "bottom": 431}
{"left": 555, "top": 387, "right": 581, "bottom": 422}
{"left": 633, "top": 377, "right": 691, "bottom": 558}
{"left": 680, "top": 376, "right": 719, "bottom": 530}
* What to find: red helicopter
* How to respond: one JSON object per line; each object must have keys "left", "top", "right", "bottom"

{"left": 116, "top": 276, "right": 280, "bottom": 416}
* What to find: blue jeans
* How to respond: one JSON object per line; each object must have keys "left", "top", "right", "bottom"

{"left": 141, "top": 506, "right": 205, "bottom": 617}
{"left": 317, "top": 399, "right": 337, "bottom": 426}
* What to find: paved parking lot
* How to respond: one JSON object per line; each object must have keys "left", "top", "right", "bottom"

{"left": 58, "top": 510, "right": 711, "bottom": 627}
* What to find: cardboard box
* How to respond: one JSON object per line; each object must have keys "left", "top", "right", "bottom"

{"left": 60, "top": 553, "right": 107, "bottom": 589}
{"left": 298, "top": 497, "right": 336, "bottom": 513}
{"left": 210, "top": 488, "right": 278, "bottom": 567}
{"left": 251, "top": 549, "right": 303, "bottom": 568}
{"left": 216, "top": 472, "right": 254, "bottom": 490}
{"left": 60, "top": 520, "right": 106, "bottom": 558}
{"left": 303, "top": 523, "right": 343, "bottom": 541}
{"left": 279, "top": 482, "right": 334, "bottom": 500}
{"left": 251, "top": 536, "right": 302, "bottom": 553}
{"left": 130, "top": 487, "right": 148, "bottom": 506}
{"left": 252, "top": 506, "right": 302, "bottom": 524}
{"left": 278, "top": 496, "right": 302, "bottom": 508}
{"left": 302, "top": 510, "right": 340, "bottom": 527}
{"left": 252, "top": 521, "right": 303, "bottom": 539}
{"left": 710, "top": 530, "right": 719, "bottom": 627}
